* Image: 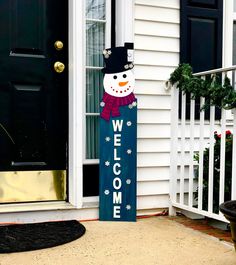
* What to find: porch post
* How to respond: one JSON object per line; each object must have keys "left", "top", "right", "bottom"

{"left": 169, "top": 84, "right": 178, "bottom": 216}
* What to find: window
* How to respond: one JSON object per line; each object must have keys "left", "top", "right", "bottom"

{"left": 83, "top": 0, "right": 112, "bottom": 196}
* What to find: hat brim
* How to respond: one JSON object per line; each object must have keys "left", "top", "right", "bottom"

{"left": 102, "top": 66, "right": 134, "bottom": 74}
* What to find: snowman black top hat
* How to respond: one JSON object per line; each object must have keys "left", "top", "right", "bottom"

{"left": 102, "top": 43, "right": 134, "bottom": 74}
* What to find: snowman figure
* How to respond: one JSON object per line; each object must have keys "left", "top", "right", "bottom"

{"left": 100, "top": 44, "right": 136, "bottom": 121}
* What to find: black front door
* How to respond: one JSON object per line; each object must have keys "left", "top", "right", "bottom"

{"left": 0, "top": 0, "right": 68, "bottom": 202}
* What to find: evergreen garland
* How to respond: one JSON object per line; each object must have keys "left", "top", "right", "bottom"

{"left": 168, "top": 63, "right": 236, "bottom": 110}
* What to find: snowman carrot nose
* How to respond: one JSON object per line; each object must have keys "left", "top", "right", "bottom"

{"left": 119, "top": 81, "right": 128, "bottom": 87}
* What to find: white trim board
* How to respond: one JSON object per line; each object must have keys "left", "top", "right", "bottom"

{"left": 68, "top": 0, "right": 84, "bottom": 209}
{"left": 116, "top": 0, "right": 134, "bottom": 46}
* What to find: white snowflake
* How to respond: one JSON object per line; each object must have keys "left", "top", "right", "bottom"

{"left": 132, "top": 101, "right": 137, "bottom": 107}
{"left": 100, "top": 102, "right": 105, "bottom": 107}
{"left": 105, "top": 137, "right": 111, "bottom": 142}
{"left": 126, "top": 205, "right": 131, "bottom": 210}
{"left": 103, "top": 50, "right": 112, "bottom": 57}
{"left": 126, "top": 121, "right": 132, "bottom": 127}
{"left": 105, "top": 161, "right": 110, "bottom": 166}
{"left": 126, "top": 179, "right": 131, "bottom": 185}
{"left": 128, "top": 104, "right": 133, "bottom": 109}
{"left": 104, "top": 190, "right": 110, "bottom": 195}
{"left": 127, "top": 149, "right": 132, "bottom": 155}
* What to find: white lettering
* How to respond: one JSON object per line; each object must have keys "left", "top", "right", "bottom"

{"left": 113, "top": 192, "right": 122, "bottom": 204}
{"left": 114, "top": 148, "right": 121, "bottom": 161}
{"left": 111, "top": 120, "right": 124, "bottom": 219}
{"left": 113, "top": 206, "right": 121, "bottom": 218}
{"left": 113, "top": 177, "right": 122, "bottom": 190}
{"left": 114, "top": 134, "right": 121, "bottom": 146}
{"left": 113, "top": 163, "right": 121, "bottom": 176}
{"left": 112, "top": 120, "right": 123, "bottom": 132}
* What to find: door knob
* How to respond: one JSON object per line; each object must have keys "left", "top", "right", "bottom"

{"left": 54, "top": 40, "right": 64, "bottom": 51}
{"left": 54, "top": 62, "right": 65, "bottom": 73}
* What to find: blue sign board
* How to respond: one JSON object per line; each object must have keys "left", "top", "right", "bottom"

{"left": 99, "top": 44, "right": 137, "bottom": 221}
{"left": 99, "top": 102, "right": 137, "bottom": 221}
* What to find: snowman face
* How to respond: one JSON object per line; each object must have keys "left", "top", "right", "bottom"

{"left": 103, "top": 70, "right": 135, "bottom": 97}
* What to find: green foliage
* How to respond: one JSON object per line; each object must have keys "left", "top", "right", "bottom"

{"left": 168, "top": 63, "right": 236, "bottom": 110}
{"left": 194, "top": 131, "right": 232, "bottom": 213}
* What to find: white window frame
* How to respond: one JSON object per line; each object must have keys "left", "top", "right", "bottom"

{"left": 82, "top": 0, "right": 134, "bottom": 204}
{"left": 83, "top": 0, "right": 112, "bottom": 166}
{"left": 81, "top": 0, "right": 112, "bottom": 205}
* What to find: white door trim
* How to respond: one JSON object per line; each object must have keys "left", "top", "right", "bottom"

{"left": 68, "top": 0, "right": 84, "bottom": 208}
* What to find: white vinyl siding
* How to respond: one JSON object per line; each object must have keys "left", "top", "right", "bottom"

{"left": 134, "top": 0, "right": 180, "bottom": 211}
{"left": 135, "top": 50, "right": 179, "bottom": 66}
{"left": 135, "top": 36, "right": 179, "bottom": 53}
{"left": 135, "top": 5, "right": 179, "bottom": 24}
{"left": 135, "top": 0, "right": 179, "bottom": 9}
{"left": 135, "top": 80, "right": 170, "bottom": 95}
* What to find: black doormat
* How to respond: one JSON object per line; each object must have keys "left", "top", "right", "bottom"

{"left": 0, "top": 220, "right": 86, "bottom": 253}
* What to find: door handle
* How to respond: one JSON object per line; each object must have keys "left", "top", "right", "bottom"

{"left": 54, "top": 40, "right": 64, "bottom": 51}
{"left": 54, "top": 61, "right": 65, "bottom": 73}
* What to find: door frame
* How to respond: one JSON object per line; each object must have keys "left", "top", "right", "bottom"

{"left": 68, "top": 0, "right": 84, "bottom": 208}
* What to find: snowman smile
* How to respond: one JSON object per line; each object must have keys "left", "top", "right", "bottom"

{"left": 119, "top": 81, "right": 129, "bottom": 87}
{"left": 103, "top": 69, "right": 134, "bottom": 98}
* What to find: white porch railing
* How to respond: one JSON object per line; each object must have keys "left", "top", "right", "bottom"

{"left": 169, "top": 65, "right": 236, "bottom": 222}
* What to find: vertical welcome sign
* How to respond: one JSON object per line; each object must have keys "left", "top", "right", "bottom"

{"left": 99, "top": 43, "right": 137, "bottom": 221}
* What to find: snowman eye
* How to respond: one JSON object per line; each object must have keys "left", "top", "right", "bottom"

{"left": 113, "top": 75, "right": 117, "bottom": 79}
{"left": 123, "top": 74, "right": 127, "bottom": 78}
